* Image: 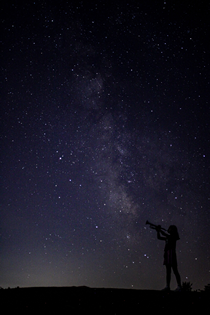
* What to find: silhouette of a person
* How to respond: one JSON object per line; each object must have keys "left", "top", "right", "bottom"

{"left": 156, "top": 225, "right": 181, "bottom": 291}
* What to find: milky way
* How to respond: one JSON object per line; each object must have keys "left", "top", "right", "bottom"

{"left": 1, "top": 1, "right": 210, "bottom": 290}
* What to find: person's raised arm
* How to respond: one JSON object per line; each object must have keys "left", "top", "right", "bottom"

{"left": 156, "top": 226, "right": 167, "bottom": 240}
{"left": 159, "top": 229, "right": 169, "bottom": 237}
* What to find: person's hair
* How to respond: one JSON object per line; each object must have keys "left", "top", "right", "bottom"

{"left": 168, "top": 225, "right": 180, "bottom": 240}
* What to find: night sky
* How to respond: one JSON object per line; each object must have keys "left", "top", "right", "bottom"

{"left": 1, "top": 1, "right": 210, "bottom": 290}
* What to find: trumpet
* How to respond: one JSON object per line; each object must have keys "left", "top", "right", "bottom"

{"left": 146, "top": 220, "right": 167, "bottom": 232}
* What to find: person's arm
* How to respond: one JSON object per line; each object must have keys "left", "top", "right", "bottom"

{"left": 157, "top": 230, "right": 166, "bottom": 240}
{"left": 159, "top": 229, "right": 169, "bottom": 237}
{"left": 156, "top": 226, "right": 167, "bottom": 240}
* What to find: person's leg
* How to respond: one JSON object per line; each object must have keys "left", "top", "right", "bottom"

{"left": 172, "top": 265, "right": 181, "bottom": 287}
{"left": 166, "top": 265, "right": 171, "bottom": 289}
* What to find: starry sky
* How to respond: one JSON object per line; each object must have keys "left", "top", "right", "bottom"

{"left": 1, "top": 1, "right": 210, "bottom": 290}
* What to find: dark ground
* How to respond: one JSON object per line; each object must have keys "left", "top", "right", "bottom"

{"left": 1, "top": 286, "right": 209, "bottom": 314}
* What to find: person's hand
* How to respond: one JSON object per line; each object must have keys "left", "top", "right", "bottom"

{"left": 156, "top": 225, "right": 161, "bottom": 231}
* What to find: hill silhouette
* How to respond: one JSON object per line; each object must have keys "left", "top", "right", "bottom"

{"left": 1, "top": 286, "right": 209, "bottom": 313}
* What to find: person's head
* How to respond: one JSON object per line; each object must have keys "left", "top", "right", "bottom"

{"left": 168, "top": 225, "right": 180, "bottom": 240}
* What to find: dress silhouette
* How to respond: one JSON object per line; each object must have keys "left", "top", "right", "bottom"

{"left": 157, "top": 225, "right": 181, "bottom": 291}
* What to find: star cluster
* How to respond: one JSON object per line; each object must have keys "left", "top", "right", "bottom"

{"left": 1, "top": 1, "right": 210, "bottom": 290}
